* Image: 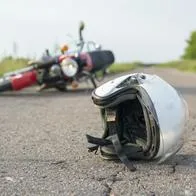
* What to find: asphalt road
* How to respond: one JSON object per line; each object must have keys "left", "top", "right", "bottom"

{"left": 0, "top": 67, "right": 195, "bottom": 196}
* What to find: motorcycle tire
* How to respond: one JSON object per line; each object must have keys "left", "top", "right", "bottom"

{"left": 78, "top": 71, "right": 97, "bottom": 89}
{"left": 90, "top": 76, "right": 97, "bottom": 88}
{"left": 55, "top": 84, "right": 67, "bottom": 92}
{"left": 94, "top": 69, "right": 108, "bottom": 82}
{"left": 0, "top": 78, "right": 12, "bottom": 92}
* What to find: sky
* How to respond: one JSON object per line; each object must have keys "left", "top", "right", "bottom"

{"left": 0, "top": 0, "right": 195, "bottom": 62}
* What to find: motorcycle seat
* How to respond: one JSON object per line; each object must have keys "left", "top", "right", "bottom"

{"left": 88, "top": 50, "right": 115, "bottom": 72}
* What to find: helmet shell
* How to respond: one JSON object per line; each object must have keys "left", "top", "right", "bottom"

{"left": 92, "top": 73, "right": 189, "bottom": 162}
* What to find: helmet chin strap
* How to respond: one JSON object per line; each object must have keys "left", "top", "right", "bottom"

{"left": 105, "top": 109, "right": 136, "bottom": 172}
{"left": 86, "top": 108, "right": 136, "bottom": 172}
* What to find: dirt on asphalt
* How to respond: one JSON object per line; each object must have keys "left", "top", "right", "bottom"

{"left": 0, "top": 67, "right": 195, "bottom": 196}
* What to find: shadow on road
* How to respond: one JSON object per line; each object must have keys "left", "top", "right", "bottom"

{"left": 107, "top": 153, "right": 196, "bottom": 169}
{"left": 175, "top": 86, "right": 196, "bottom": 95}
{"left": 151, "top": 153, "right": 196, "bottom": 171}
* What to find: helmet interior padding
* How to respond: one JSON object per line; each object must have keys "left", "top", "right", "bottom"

{"left": 100, "top": 98, "right": 149, "bottom": 160}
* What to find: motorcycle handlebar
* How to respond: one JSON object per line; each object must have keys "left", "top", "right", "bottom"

{"left": 79, "top": 29, "right": 84, "bottom": 42}
{"left": 79, "top": 21, "right": 84, "bottom": 42}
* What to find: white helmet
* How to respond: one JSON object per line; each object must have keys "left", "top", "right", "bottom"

{"left": 86, "top": 73, "right": 189, "bottom": 171}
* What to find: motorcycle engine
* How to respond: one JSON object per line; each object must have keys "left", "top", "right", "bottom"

{"left": 50, "top": 64, "right": 61, "bottom": 76}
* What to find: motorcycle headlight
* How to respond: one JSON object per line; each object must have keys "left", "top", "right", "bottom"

{"left": 60, "top": 58, "right": 78, "bottom": 77}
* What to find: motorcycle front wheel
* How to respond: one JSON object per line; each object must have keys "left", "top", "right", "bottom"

{"left": 77, "top": 71, "right": 97, "bottom": 89}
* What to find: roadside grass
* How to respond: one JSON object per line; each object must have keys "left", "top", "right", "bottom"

{"left": 1, "top": 56, "right": 196, "bottom": 77}
{"left": 109, "top": 60, "right": 196, "bottom": 73}
{"left": 155, "top": 60, "right": 196, "bottom": 72}
{"left": 0, "top": 56, "right": 29, "bottom": 76}
{"left": 108, "top": 62, "right": 143, "bottom": 74}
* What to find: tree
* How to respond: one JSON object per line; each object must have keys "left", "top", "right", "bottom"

{"left": 182, "top": 31, "right": 196, "bottom": 59}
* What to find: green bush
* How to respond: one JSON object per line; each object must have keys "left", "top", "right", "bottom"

{"left": 182, "top": 31, "right": 196, "bottom": 60}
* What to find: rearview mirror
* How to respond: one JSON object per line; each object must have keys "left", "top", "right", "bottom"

{"left": 79, "top": 21, "right": 85, "bottom": 31}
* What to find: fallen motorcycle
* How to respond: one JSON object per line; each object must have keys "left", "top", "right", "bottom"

{"left": 0, "top": 21, "right": 115, "bottom": 93}
{"left": 0, "top": 49, "right": 115, "bottom": 93}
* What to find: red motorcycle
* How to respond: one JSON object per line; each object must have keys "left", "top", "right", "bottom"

{"left": 0, "top": 21, "right": 115, "bottom": 92}
{"left": 0, "top": 50, "right": 115, "bottom": 93}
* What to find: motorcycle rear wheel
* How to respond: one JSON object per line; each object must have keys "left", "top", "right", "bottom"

{"left": 0, "top": 78, "right": 12, "bottom": 92}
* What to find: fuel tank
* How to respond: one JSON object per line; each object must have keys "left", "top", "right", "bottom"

{"left": 11, "top": 70, "right": 37, "bottom": 90}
